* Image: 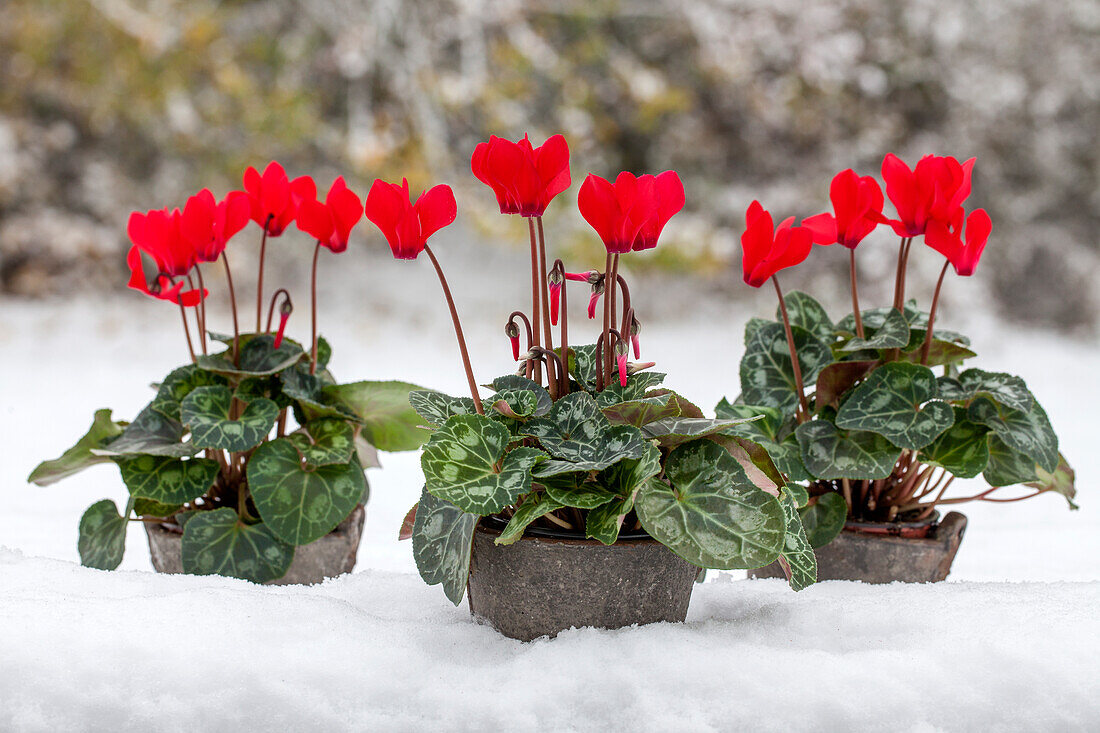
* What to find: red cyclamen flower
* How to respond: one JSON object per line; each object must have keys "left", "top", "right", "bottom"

{"left": 881, "top": 153, "right": 975, "bottom": 237}
{"left": 471, "top": 134, "right": 571, "bottom": 217}
{"left": 125, "top": 247, "right": 204, "bottom": 306}
{"left": 740, "top": 201, "right": 814, "bottom": 288}
{"left": 296, "top": 177, "right": 364, "bottom": 253}
{"left": 243, "top": 161, "right": 317, "bottom": 236}
{"left": 925, "top": 209, "right": 991, "bottom": 277}
{"left": 363, "top": 178, "right": 457, "bottom": 260}
{"left": 578, "top": 171, "right": 685, "bottom": 254}
{"left": 801, "top": 169, "right": 884, "bottom": 249}
{"left": 180, "top": 189, "right": 250, "bottom": 263}
{"left": 128, "top": 207, "right": 197, "bottom": 278}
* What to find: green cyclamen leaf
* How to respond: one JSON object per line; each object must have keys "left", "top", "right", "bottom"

{"left": 180, "top": 507, "right": 294, "bottom": 584}
{"left": 1027, "top": 454, "right": 1077, "bottom": 510}
{"left": 840, "top": 307, "right": 910, "bottom": 351}
{"left": 542, "top": 477, "right": 618, "bottom": 509}
{"left": 180, "top": 386, "right": 279, "bottom": 452}
{"left": 411, "top": 487, "right": 480, "bottom": 605}
{"left": 585, "top": 495, "right": 634, "bottom": 546}
{"left": 595, "top": 371, "right": 668, "bottom": 407}
{"left": 777, "top": 291, "right": 834, "bottom": 341}
{"left": 116, "top": 455, "right": 219, "bottom": 505}
{"left": 324, "top": 380, "right": 432, "bottom": 452}
{"left": 968, "top": 396, "right": 1058, "bottom": 473}
{"left": 796, "top": 420, "right": 902, "bottom": 480}
{"left": 133, "top": 498, "right": 182, "bottom": 519}
{"left": 93, "top": 405, "right": 199, "bottom": 458}
{"left": 28, "top": 409, "right": 125, "bottom": 486}
{"left": 922, "top": 408, "right": 990, "bottom": 479}
{"left": 835, "top": 362, "right": 954, "bottom": 450}
{"left": 490, "top": 376, "right": 552, "bottom": 416}
{"left": 150, "top": 364, "right": 228, "bottom": 420}
{"left": 777, "top": 488, "right": 817, "bottom": 591}
{"left": 495, "top": 492, "right": 565, "bottom": 546}
{"left": 422, "top": 414, "right": 544, "bottom": 514}
{"left": 636, "top": 441, "right": 786, "bottom": 570}
{"left": 715, "top": 400, "right": 808, "bottom": 481}
{"left": 78, "top": 498, "right": 130, "bottom": 571}
{"left": 286, "top": 419, "right": 356, "bottom": 467}
{"left": 598, "top": 441, "right": 662, "bottom": 500}
{"left": 740, "top": 322, "right": 833, "bottom": 411}
{"left": 601, "top": 392, "right": 677, "bottom": 427}
{"left": 194, "top": 334, "right": 305, "bottom": 377}
{"left": 247, "top": 438, "right": 366, "bottom": 546}
{"left": 641, "top": 416, "right": 762, "bottom": 448}
{"left": 798, "top": 491, "right": 848, "bottom": 549}
{"left": 937, "top": 369, "right": 1033, "bottom": 412}
{"left": 408, "top": 391, "right": 480, "bottom": 427}
{"left": 523, "top": 392, "right": 646, "bottom": 472}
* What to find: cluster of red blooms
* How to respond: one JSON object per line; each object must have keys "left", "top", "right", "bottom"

{"left": 740, "top": 153, "right": 991, "bottom": 288}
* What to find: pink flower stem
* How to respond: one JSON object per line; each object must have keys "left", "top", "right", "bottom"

{"left": 310, "top": 241, "right": 322, "bottom": 375}
{"left": 527, "top": 218, "right": 542, "bottom": 385}
{"left": 535, "top": 217, "right": 557, "bottom": 395}
{"left": 892, "top": 236, "right": 912, "bottom": 310}
{"left": 773, "top": 275, "right": 809, "bottom": 421}
{"left": 187, "top": 273, "right": 207, "bottom": 355}
{"left": 265, "top": 289, "right": 291, "bottom": 333}
{"left": 221, "top": 253, "right": 240, "bottom": 365}
{"left": 602, "top": 254, "right": 620, "bottom": 384}
{"left": 424, "top": 243, "right": 484, "bottom": 415}
{"left": 921, "top": 261, "right": 951, "bottom": 366}
{"left": 255, "top": 214, "right": 273, "bottom": 332}
{"left": 508, "top": 310, "right": 534, "bottom": 379}
{"left": 176, "top": 299, "right": 196, "bottom": 363}
{"left": 554, "top": 260, "right": 571, "bottom": 397}
{"left": 849, "top": 249, "right": 864, "bottom": 338}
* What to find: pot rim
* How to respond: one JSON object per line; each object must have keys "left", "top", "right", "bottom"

{"left": 477, "top": 517, "right": 663, "bottom": 548}
{"left": 843, "top": 510, "right": 942, "bottom": 538}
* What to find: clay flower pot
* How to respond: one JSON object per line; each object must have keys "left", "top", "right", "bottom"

{"left": 144, "top": 505, "right": 366, "bottom": 586}
{"left": 466, "top": 522, "right": 699, "bottom": 641}
{"left": 750, "top": 511, "right": 968, "bottom": 584}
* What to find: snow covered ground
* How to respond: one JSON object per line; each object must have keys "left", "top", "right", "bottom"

{"left": 1, "top": 235, "right": 1098, "bottom": 730}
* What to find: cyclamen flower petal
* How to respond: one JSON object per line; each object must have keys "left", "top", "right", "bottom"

{"left": 549, "top": 281, "right": 562, "bottom": 326}
{"left": 804, "top": 169, "right": 884, "bottom": 249}
{"left": 926, "top": 208, "right": 991, "bottom": 277}
{"left": 273, "top": 310, "right": 291, "bottom": 349}
{"left": 881, "top": 153, "right": 975, "bottom": 237}
{"left": 740, "top": 201, "right": 813, "bottom": 287}
{"left": 125, "top": 246, "right": 204, "bottom": 306}
{"left": 127, "top": 208, "right": 195, "bottom": 277}
{"left": 181, "top": 189, "right": 250, "bottom": 263}
{"left": 578, "top": 171, "right": 685, "bottom": 254}
{"left": 364, "top": 178, "right": 457, "bottom": 260}
{"left": 509, "top": 334, "right": 520, "bottom": 361}
{"left": 243, "top": 161, "right": 317, "bottom": 236}
{"left": 296, "top": 177, "right": 363, "bottom": 253}
{"left": 617, "top": 353, "right": 629, "bottom": 387}
{"left": 471, "top": 134, "right": 571, "bottom": 217}
{"left": 587, "top": 288, "right": 603, "bottom": 319}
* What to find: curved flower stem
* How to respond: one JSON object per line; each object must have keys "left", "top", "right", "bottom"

{"left": 255, "top": 214, "right": 273, "bottom": 332}
{"left": 529, "top": 347, "right": 565, "bottom": 390}
{"left": 773, "top": 275, "right": 809, "bottom": 421}
{"left": 265, "top": 288, "right": 291, "bottom": 333}
{"left": 221, "top": 253, "right": 240, "bottom": 365}
{"left": 921, "top": 261, "right": 951, "bottom": 365}
{"left": 615, "top": 273, "right": 633, "bottom": 338}
{"left": 849, "top": 248, "right": 864, "bottom": 338}
{"left": 508, "top": 310, "right": 534, "bottom": 379}
{"left": 527, "top": 218, "right": 542, "bottom": 385}
{"left": 424, "top": 243, "right": 484, "bottom": 415}
{"left": 535, "top": 217, "right": 557, "bottom": 395}
{"left": 309, "top": 241, "right": 322, "bottom": 375}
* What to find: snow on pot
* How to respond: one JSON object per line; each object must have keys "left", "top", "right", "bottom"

{"left": 466, "top": 520, "right": 698, "bottom": 640}
{"left": 145, "top": 504, "right": 366, "bottom": 586}
{"left": 26, "top": 163, "right": 432, "bottom": 583}
{"left": 390, "top": 137, "right": 822, "bottom": 640}
{"left": 749, "top": 511, "right": 968, "bottom": 583}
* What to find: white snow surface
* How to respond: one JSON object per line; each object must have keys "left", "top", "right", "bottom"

{"left": 1, "top": 237, "right": 1098, "bottom": 730}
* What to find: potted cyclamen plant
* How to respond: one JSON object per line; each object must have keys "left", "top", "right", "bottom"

{"left": 723, "top": 155, "right": 1078, "bottom": 583}
{"left": 28, "top": 162, "right": 429, "bottom": 584}
{"left": 372, "top": 134, "right": 819, "bottom": 641}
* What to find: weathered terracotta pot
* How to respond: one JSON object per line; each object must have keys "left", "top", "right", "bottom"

{"left": 466, "top": 522, "right": 699, "bottom": 641}
{"left": 144, "top": 505, "right": 365, "bottom": 585}
{"left": 750, "top": 511, "right": 968, "bottom": 583}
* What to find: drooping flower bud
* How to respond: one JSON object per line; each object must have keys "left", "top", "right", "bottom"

{"left": 273, "top": 297, "right": 293, "bottom": 349}
{"left": 587, "top": 279, "right": 605, "bottom": 320}
{"left": 505, "top": 321, "right": 521, "bottom": 361}
{"left": 630, "top": 316, "right": 641, "bottom": 359}
{"left": 548, "top": 268, "right": 564, "bottom": 326}
{"left": 615, "top": 340, "right": 629, "bottom": 387}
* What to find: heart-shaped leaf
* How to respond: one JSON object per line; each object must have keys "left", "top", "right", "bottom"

{"left": 195, "top": 334, "right": 305, "bottom": 377}
{"left": 777, "top": 488, "right": 816, "bottom": 591}
{"left": 523, "top": 392, "right": 646, "bottom": 471}
{"left": 740, "top": 322, "right": 833, "bottom": 410}
{"left": 133, "top": 498, "right": 182, "bottom": 518}
{"left": 116, "top": 455, "right": 219, "bottom": 505}
{"left": 968, "top": 396, "right": 1058, "bottom": 472}
{"left": 922, "top": 408, "right": 990, "bottom": 478}
{"left": 542, "top": 476, "right": 618, "bottom": 509}
{"left": 796, "top": 420, "right": 902, "bottom": 480}
{"left": 92, "top": 405, "right": 199, "bottom": 458}
{"left": 636, "top": 440, "right": 785, "bottom": 569}
{"left": 28, "top": 409, "right": 126, "bottom": 486}
{"left": 839, "top": 307, "right": 909, "bottom": 351}
{"left": 897, "top": 340, "right": 977, "bottom": 368}
{"left": 836, "top": 362, "right": 954, "bottom": 450}
{"left": 838, "top": 304, "right": 924, "bottom": 332}
{"left": 411, "top": 487, "right": 480, "bottom": 605}
{"left": 409, "top": 391, "right": 480, "bottom": 427}
{"left": 715, "top": 400, "right": 808, "bottom": 480}
{"left": 602, "top": 393, "right": 677, "bottom": 427}
{"left": 743, "top": 317, "right": 770, "bottom": 345}
{"left": 247, "top": 438, "right": 366, "bottom": 545}
{"left": 281, "top": 365, "right": 356, "bottom": 421}
{"left": 78, "top": 498, "right": 130, "bottom": 571}
{"left": 181, "top": 386, "right": 279, "bottom": 452}
{"left": 1027, "top": 454, "right": 1077, "bottom": 509}
{"left": 641, "top": 417, "right": 758, "bottom": 448}
{"left": 597, "top": 441, "right": 662, "bottom": 499}
{"left": 777, "top": 291, "right": 834, "bottom": 341}
{"left": 150, "top": 365, "right": 228, "bottom": 420}
{"left": 287, "top": 419, "right": 356, "bottom": 466}
{"left": 496, "top": 492, "right": 566, "bottom": 545}
{"left": 569, "top": 343, "right": 602, "bottom": 391}
{"left": 798, "top": 491, "right": 848, "bottom": 548}
{"left": 813, "top": 361, "right": 877, "bottom": 411}
{"left": 490, "top": 376, "right": 552, "bottom": 416}
{"left": 422, "top": 414, "right": 544, "bottom": 514}
{"left": 595, "top": 371, "right": 667, "bottom": 407}
{"left": 645, "top": 389, "right": 705, "bottom": 418}
{"left": 181, "top": 507, "right": 294, "bottom": 583}
{"left": 325, "top": 380, "right": 432, "bottom": 451}
{"left": 585, "top": 495, "right": 634, "bottom": 545}
{"left": 984, "top": 434, "right": 1040, "bottom": 487}
{"left": 486, "top": 389, "right": 539, "bottom": 421}
{"left": 937, "top": 369, "right": 1033, "bottom": 413}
